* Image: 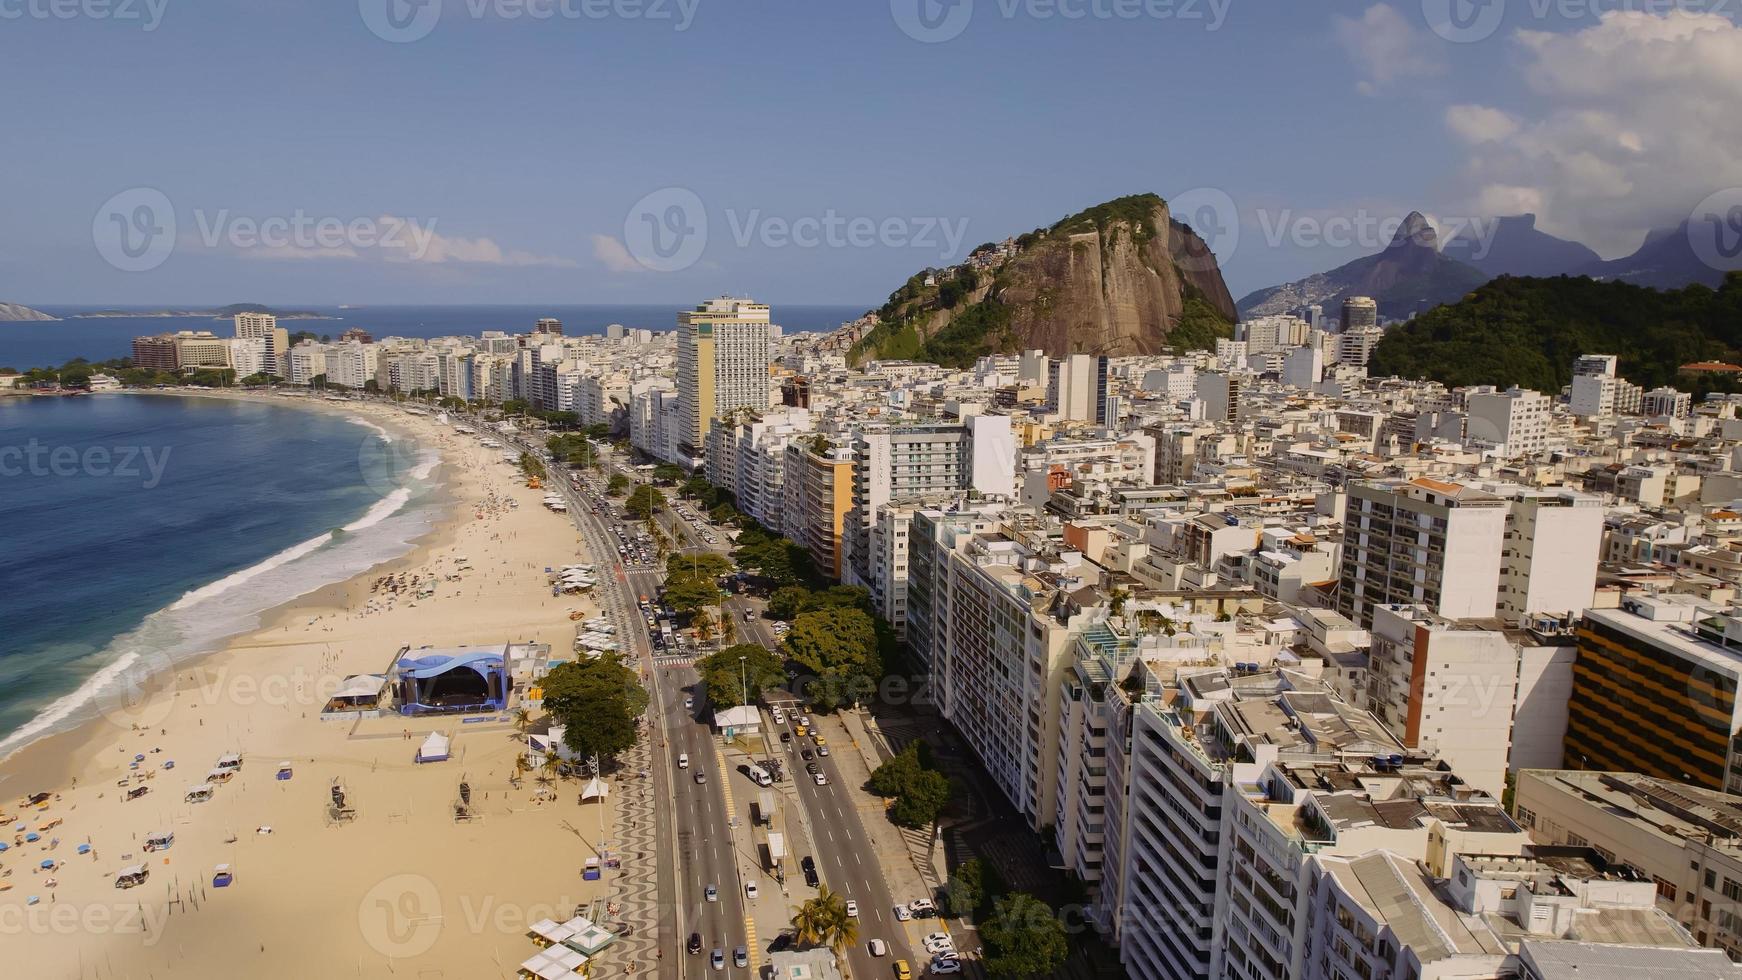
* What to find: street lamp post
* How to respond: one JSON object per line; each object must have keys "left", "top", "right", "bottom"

{"left": 739, "top": 655, "right": 749, "bottom": 709}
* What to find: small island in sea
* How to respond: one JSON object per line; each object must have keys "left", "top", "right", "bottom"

{"left": 71, "top": 303, "right": 334, "bottom": 320}
{"left": 0, "top": 302, "right": 59, "bottom": 321}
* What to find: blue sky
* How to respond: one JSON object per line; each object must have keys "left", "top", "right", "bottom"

{"left": 2, "top": 0, "right": 1738, "bottom": 311}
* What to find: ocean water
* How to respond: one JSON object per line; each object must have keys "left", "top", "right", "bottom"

{"left": 0, "top": 393, "right": 442, "bottom": 757}
{"left": 1, "top": 303, "right": 868, "bottom": 370}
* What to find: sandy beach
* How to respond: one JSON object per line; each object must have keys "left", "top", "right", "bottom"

{"left": 0, "top": 393, "right": 625, "bottom": 979}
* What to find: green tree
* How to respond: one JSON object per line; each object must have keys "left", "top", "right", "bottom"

{"left": 667, "top": 552, "right": 734, "bottom": 581}
{"left": 791, "top": 885, "right": 857, "bottom": 955}
{"left": 868, "top": 741, "right": 924, "bottom": 798}
{"left": 941, "top": 857, "right": 1003, "bottom": 919}
{"left": 766, "top": 585, "right": 814, "bottom": 621}
{"left": 980, "top": 893, "right": 1068, "bottom": 978}
{"left": 889, "top": 769, "right": 953, "bottom": 828}
{"left": 624, "top": 484, "right": 665, "bottom": 520}
{"left": 539, "top": 655, "right": 649, "bottom": 765}
{"left": 663, "top": 572, "right": 723, "bottom": 614}
{"left": 695, "top": 643, "right": 785, "bottom": 708}
{"left": 606, "top": 473, "right": 630, "bottom": 496}
{"left": 652, "top": 463, "right": 686, "bottom": 485}
{"left": 785, "top": 606, "right": 881, "bottom": 712}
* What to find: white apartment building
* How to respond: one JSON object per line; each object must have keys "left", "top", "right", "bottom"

{"left": 287, "top": 343, "right": 329, "bottom": 385}
{"left": 1195, "top": 372, "right": 1249, "bottom": 423}
{"left": 1368, "top": 605, "right": 1518, "bottom": 798}
{"left": 233, "top": 312, "right": 289, "bottom": 377}
{"left": 1465, "top": 386, "right": 1550, "bottom": 456}
{"left": 1644, "top": 385, "right": 1694, "bottom": 419}
{"left": 324, "top": 342, "right": 378, "bottom": 390}
{"left": 1238, "top": 314, "right": 1310, "bottom": 354}
{"left": 1337, "top": 478, "right": 1509, "bottom": 629}
{"left": 225, "top": 336, "right": 265, "bottom": 377}
{"left": 629, "top": 379, "right": 685, "bottom": 467}
{"left": 676, "top": 297, "right": 773, "bottom": 461}
{"left": 1497, "top": 487, "right": 1604, "bottom": 624}
{"left": 1570, "top": 373, "right": 1642, "bottom": 418}
{"left": 1046, "top": 353, "right": 1108, "bottom": 423}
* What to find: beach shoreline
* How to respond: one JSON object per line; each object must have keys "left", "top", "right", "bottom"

{"left": 2, "top": 390, "right": 620, "bottom": 979}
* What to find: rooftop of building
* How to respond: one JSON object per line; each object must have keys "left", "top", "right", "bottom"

{"left": 1519, "top": 940, "right": 1740, "bottom": 978}
{"left": 1520, "top": 769, "right": 1742, "bottom": 848}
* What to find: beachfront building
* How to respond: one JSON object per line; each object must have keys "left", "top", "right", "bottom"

{"left": 390, "top": 645, "right": 510, "bottom": 716}
{"left": 676, "top": 297, "right": 773, "bottom": 467}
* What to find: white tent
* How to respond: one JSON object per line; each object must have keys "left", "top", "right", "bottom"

{"left": 416, "top": 732, "right": 451, "bottom": 763}
{"left": 519, "top": 946, "right": 587, "bottom": 979}
{"left": 581, "top": 777, "right": 609, "bottom": 801}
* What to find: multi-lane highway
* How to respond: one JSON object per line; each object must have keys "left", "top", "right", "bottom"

{"left": 522, "top": 431, "right": 937, "bottom": 979}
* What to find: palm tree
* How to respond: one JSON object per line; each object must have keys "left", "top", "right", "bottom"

{"left": 512, "top": 707, "right": 532, "bottom": 734}
{"left": 1108, "top": 588, "right": 1130, "bottom": 618}
{"left": 540, "top": 755, "right": 562, "bottom": 786}
{"left": 791, "top": 885, "right": 858, "bottom": 957}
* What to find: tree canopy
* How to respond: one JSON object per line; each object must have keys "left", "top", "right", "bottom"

{"left": 980, "top": 893, "right": 1069, "bottom": 978}
{"left": 662, "top": 571, "right": 723, "bottom": 614}
{"left": 868, "top": 740, "right": 953, "bottom": 829}
{"left": 1370, "top": 272, "right": 1742, "bottom": 392}
{"left": 791, "top": 884, "right": 858, "bottom": 955}
{"left": 694, "top": 643, "right": 785, "bottom": 708}
{"left": 666, "top": 552, "right": 734, "bottom": 581}
{"left": 785, "top": 606, "right": 881, "bottom": 712}
{"left": 624, "top": 484, "right": 665, "bottom": 520}
{"left": 538, "top": 654, "right": 649, "bottom": 765}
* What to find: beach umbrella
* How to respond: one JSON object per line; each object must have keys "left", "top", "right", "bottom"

{"left": 0, "top": 841, "right": 10, "bottom": 851}
{"left": 39, "top": 859, "right": 54, "bottom": 869}
{"left": 164, "top": 761, "right": 175, "bottom": 769}
{"left": 76, "top": 843, "right": 90, "bottom": 855}
{"left": 10, "top": 823, "right": 22, "bottom": 832}
{"left": 24, "top": 832, "right": 40, "bottom": 843}
{"left": 134, "top": 754, "right": 145, "bottom": 762}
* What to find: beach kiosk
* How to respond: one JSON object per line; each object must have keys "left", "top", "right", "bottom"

{"left": 582, "top": 856, "right": 601, "bottom": 881}
{"left": 185, "top": 784, "right": 215, "bottom": 804}
{"left": 215, "top": 753, "right": 242, "bottom": 774}
{"left": 207, "top": 767, "right": 234, "bottom": 784}
{"left": 276, "top": 762, "right": 293, "bottom": 781}
{"left": 143, "top": 830, "right": 174, "bottom": 852}
{"left": 416, "top": 732, "right": 451, "bottom": 764}
{"left": 114, "top": 865, "right": 149, "bottom": 890}
{"left": 211, "top": 864, "right": 234, "bottom": 888}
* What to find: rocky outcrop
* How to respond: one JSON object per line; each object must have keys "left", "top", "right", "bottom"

{"left": 848, "top": 194, "right": 1236, "bottom": 367}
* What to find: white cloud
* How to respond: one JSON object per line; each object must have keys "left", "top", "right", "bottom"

{"left": 591, "top": 234, "right": 647, "bottom": 274}
{"left": 1447, "top": 10, "right": 1742, "bottom": 256}
{"left": 394, "top": 218, "right": 578, "bottom": 268}
{"left": 1334, "top": 3, "right": 1445, "bottom": 95}
{"left": 1445, "top": 104, "right": 1519, "bottom": 144}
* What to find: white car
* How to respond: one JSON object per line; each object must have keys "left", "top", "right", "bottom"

{"left": 893, "top": 904, "right": 912, "bottom": 921}
{"left": 813, "top": 772, "right": 829, "bottom": 786}
{"left": 845, "top": 901, "right": 858, "bottom": 918}
{"left": 922, "top": 934, "right": 955, "bottom": 955}
{"left": 907, "top": 898, "right": 937, "bottom": 915}
{"left": 745, "top": 881, "right": 759, "bottom": 900}
{"left": 930, "top": 957, "right": 962, "bottom": 975}
{"left": 867, "top": 938, "right": 887, "bottom": 957}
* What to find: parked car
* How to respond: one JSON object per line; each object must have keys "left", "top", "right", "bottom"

{"left": 930, "top": 957, "right": 962, "bottom": 974}
{"left": 893, "top": 904, "right": 912, "bottom": 922}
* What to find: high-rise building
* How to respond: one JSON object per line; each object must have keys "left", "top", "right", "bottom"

{"left": 1045, "top": 354, "right": 1109, "bottom": 423}
{"left": 534, "top": 317, "right": 563, "bottom": 336}
{"left": 130, "top": 334, "right": 180, "bottom": 372}
{"left": 1340, "top": 295, "right": 1378, "bottom": 333}
{"left": 234, "top": 312, "right": 289, "bottom": 378}
{"left": 172, "top": 331, "right": 232, "bottom": 370}
{"left": 677, "top": 297, "right": 773, "bottom": 464}
{"left": 1565, "top": 594, "right": 1742, "bottom": 793}
{"left": 1337, "top": 478, "right": 1509, "bottom": 629}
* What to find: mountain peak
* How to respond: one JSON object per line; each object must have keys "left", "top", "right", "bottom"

{"left": 1390, "top": 212, "right": 1438, "bottom": 251}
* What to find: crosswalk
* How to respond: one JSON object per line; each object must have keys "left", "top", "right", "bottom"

{"left": 654, "top": 653, "right": 699, "bottom": 668}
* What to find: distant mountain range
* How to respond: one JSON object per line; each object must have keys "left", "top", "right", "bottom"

{"left": 0, "top": 303, "right": 58, "bottom": 322}
{"left": 1240, "top": 212, "right": 1734, "bottom": 324}
{"left": 1236, "top": 212, "right": 1487, "bottom": 322}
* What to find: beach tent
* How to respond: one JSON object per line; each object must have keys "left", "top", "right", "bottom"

{"left": 557, "top": 915, "right": 616, "bottom": 956}
{"left": 144, "top": 831, "right": 174, "bottom": 852}
{"left": 215, "top": 753, "right": 242, "bottom": 772}
{"left": 276, "top": 762, "right": 293, "bottom": 781}
{"left": 528, "top": 918, "right": 576, "bottom": 946}
{"left": 518, "top": 946, "right": 588, "bottom": 979}
{"left": 185, "top": 784, "right": 216, "bottom": 803}
{"left": 114, "top": 865, "right": 148, "bottom": 889}
{"left": 212, "top": 864, "right": 234, "bottom": 888}
{"left": 581, "top": 777, "right": 609, "bottom": 801}
{"left": 416, "top": 732, "right": 451, "bottom": 764}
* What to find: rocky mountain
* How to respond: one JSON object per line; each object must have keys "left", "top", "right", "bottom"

{"left": 1236, "top": 212, "right": 1488, "bottom": 322}
{"left": 847, "top": 194, "right": 1237, "bottom": 368}
{"left": 1442, "top": 214, "right": 1599, "bottom": 279}
{"left": 1575, "top": 221, "right": 1735, "bottom": 290}
{"left": 0, "top": 303, "right": 57, "bottom": 322}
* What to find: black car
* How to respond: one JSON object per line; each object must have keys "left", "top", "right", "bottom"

{"left": 806, "top": 762, "right": 821, "bottom": 775}
{"left": 801, "top": 857, "right": 819, "bottom": 888}
{"left": 780, "top": 731, "right": 792, "bottom": 743}
{"left": 688, "top": 932, "right": 703, "bottom": 955}
{"left": 800, "top": 749, "right": 814, "bottom": 760}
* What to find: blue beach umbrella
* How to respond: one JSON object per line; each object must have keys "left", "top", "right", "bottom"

{"left": 24, "top": 832, "right": 40, "bottom": 843}
{"left": 39, "top": 859, "right": 54, "bottom": 869}
{"left": 0, "top": 841, "right": 10, "bottom": 851}
{"left": 76, "top": 843, "right": 90, "bottom": 855}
